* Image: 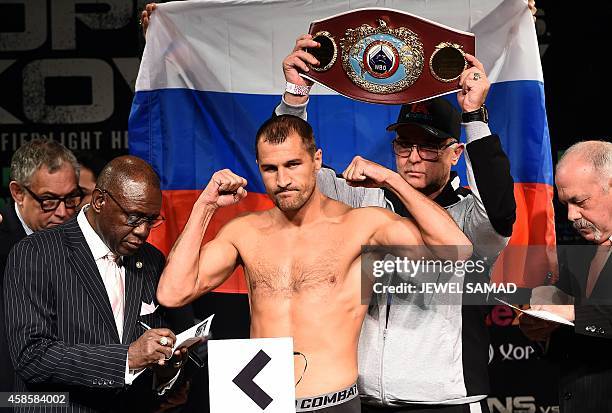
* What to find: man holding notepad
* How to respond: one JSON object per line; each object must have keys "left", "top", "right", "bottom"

{"left": 520, "top": 141, "right": 612, "bottom": 413}
{"left": 4, "top": 156, "right": 194, "bottom": 413}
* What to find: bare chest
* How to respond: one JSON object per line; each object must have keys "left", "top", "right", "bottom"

{"left": 239, "top": 226, "right": 362, "bottom": 296}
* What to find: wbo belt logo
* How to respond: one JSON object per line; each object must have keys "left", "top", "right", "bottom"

{"left": 364, "top": 41, "right": 399, "bottom": 79}
{"left": 341, "top": 19, "right": 424, "bottom": 94}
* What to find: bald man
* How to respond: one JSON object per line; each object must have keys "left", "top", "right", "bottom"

{"left": 520, "top": 141, "right": 612, "bottom": 413}
{"left": 4, "top": 156, "right": 190, "bottom": 413}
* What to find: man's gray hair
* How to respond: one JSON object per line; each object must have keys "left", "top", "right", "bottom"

{"left": 557, "top": 140, "right": 612, "bottom": 184}
{"left": 10, "top": 139, "right": 79, "bottom": 186}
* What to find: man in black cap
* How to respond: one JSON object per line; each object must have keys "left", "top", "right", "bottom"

{"left": 275, "top": 35, "right": 516, "bottom": 413}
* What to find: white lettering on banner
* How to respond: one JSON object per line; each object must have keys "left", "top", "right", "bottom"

{"left": 111, "top": 130, "right": 128, "bottom": 149}
{"left": 23, "top": 59, "right": 113, "bottom": 124}
{"left": 112, "top": 58, "right": 140, "bottom": 93}
{"left": 0, "top": 60, "right": 22, "bottom": 124}
{"left": 0, "top": 0, "right": 46, "bottom": 52}
{"left": 0, "top": 1, "right": 132, "bottom": 52}
{"left": 488, "top": 396, "right": 559, "bottom": 413}
{"left": 0, "top": 130, "right": 128, "bottom": 152}
{"left": 499, "top": 344, "right": 535, "bottom": 361}
{"left": 51, "top": 0, "right": 132, "bottom": 50}
{"left": 488, "top": 396, "right": 536, "bottom": 413}
{"left": 0, "top": 2, "right": 139, "bottom": 126}
{"left": 1, "top": 57, "right": 139, "bottom": 125}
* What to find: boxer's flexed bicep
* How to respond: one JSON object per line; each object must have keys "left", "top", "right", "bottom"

{"left": 368, "top": 211, "right": 463, "bottom": 262}
{"left": 366, "top": 208, "right": 423, "bottom": 247}
{"left": 194, "top": 169, "right": 246, "bottom": 292}
{"left": 195, "top": 219, "right": 243, "bottom": 296}
{"left": 158, "top": 169, "right": 247, "bottom": 307}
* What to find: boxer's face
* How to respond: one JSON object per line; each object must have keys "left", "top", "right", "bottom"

{"left": 257, "top": 132, "right": 322, "bottom": 212}
{"left": 556, "top": 161, "right": 612, "bottom": 243}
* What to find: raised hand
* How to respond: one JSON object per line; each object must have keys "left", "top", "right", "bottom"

{"left": 457, "top": 54, "right": 490, "bottom": 113}
{"left": 140, "top": 3, "right": 157, "bottom": 37}
{"left": 283, "top": 34, "right": 319, "bottom": 87}
{"left": 199, "top": 169, "right": 248, "bottom": 207}
{"left": 342, "top": 156, "right": 393, "bottom": 188}
{"left": 282, "top": 34, "right": 320, "bottom": 105}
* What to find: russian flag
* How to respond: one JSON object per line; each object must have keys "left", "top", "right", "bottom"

{"left": 129, "top": 0, "right": 555, "bottom": 293}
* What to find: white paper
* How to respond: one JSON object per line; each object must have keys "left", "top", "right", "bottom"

{"left": 495, "top": 298, "right": 574, "bottom": 326}
{"left": 173, "top": 314, "right": 214, "bottom": 352}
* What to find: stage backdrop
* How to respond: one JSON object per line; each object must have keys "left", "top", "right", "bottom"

{"left": 0, "top": 0, "right": 560, "bottom": 411}
{"left": 129, "top": 3, "right": 560, "bottom": 410}
{"left": 0, "top": 0, "right": 150, "bottom": 205}
{"left": 129, "top": 0, "right": 555, "bottom": 293}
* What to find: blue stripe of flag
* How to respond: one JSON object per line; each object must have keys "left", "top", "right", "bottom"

{"left": 129, "top": 80, "right": 552, "bottom": 192}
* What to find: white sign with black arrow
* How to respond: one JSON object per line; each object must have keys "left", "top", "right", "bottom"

{"left": 208, "top": 337, "right": 295, "bottom": 412}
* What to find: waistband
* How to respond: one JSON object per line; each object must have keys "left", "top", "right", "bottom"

{"left": 295, "top": 383, "right": 358, "bottom": 412}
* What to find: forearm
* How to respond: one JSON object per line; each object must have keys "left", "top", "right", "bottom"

{"left": 384, "top": 173, "right": 471, "bottom": 251}
{"left": 274, "top": 95, "right": 309, "bottom": 120}
{"left": 158, "top": 200, "right": 218, "bottom": 306}
{"left": 464, "top": 132, "right": 516, "bottom": 238}
{"left": 14, "top": 340, "right": 128, "bottom": 388}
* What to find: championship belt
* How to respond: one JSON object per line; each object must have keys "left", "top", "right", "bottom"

{"left": 303, "top": 8, "right": 475, "bottom": 105}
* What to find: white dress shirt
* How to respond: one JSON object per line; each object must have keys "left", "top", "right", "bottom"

{"left": 14, "top": 203, "right": 33, "bottom": 235}
{"left": 76, "top": 207, "right": 141, "bottom": 385}
{"left": 76, "top": 207, "right": 180, "bottom": 391}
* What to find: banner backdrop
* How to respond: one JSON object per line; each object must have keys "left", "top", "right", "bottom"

{"left": 129, "top": 0, "right": 556, "bottom": 293}
{"left": 0, "top": 0, "right": 150, "bottom": 206}
{"left": 0, "top": 1, "right": 563, "bottom": 411}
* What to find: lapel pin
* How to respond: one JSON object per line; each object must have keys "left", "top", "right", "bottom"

{"left": 136, "top": 261, "right": 143, "bottom": 269}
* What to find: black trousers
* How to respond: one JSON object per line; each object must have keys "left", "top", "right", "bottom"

{"left": 361, "top": 399, "right": 490, "bottom": 413}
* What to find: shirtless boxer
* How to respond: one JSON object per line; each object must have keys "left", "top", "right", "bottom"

{"left": 157, "top": 115, "right": 472, "bottom": 412}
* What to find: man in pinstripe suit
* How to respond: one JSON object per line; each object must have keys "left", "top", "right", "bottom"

{"left": 4, "top": 156, "right": 190, "bottom": 412}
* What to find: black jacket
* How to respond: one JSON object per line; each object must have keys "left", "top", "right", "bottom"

{"left": 4, "top": 215, "right": 189, "bottom": 412}
{"left": 0, "top": 202, "right": 27, "bottom": 393}
{"left": 549, "top": 244, "right": 612, "bottom": 412}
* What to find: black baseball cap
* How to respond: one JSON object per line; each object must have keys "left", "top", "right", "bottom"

{"left": 386, "top": 97, "right": 461, "bottom": 141}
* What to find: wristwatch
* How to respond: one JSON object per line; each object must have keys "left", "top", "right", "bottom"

{"left": 285, "top": 81, "right": 311, "bottom": 96}
{"left": 462, "top": 105, "right": 488, "bottom": 123}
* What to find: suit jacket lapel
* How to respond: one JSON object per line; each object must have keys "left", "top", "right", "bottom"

{"left": 3, "top": 202, "right": 27, "bottom": 239}
{"left": 63, "top": 217, "right": 121, "bottom": 343}
{"left": 122, "top": 254, "right": 143, "bottom": 344}
{"left": 0, "top": 202, "right": 27, "bottom": 249}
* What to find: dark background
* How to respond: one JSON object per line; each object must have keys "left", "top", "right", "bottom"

{"left": 1, "top": 1, "right": 611, "bottom": 411}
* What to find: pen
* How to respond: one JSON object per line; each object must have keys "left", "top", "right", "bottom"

{"left": 138, "top": 320, "right": 153, "bottom": 331}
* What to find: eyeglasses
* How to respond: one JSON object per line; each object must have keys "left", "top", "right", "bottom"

{"left": 23, "top": 185, "right": 83, "bottom": 213}
{"left": 392, "top": 139, "right": 458, "bottom": 161}
{"left": 101, "top": 189, "right": 165, "bottom": 229}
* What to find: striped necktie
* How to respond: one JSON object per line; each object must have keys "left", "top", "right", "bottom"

{"left": 102, "top": 252, "right": 125, "bottom": 341}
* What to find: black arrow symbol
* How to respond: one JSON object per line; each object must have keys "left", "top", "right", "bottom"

{"left": 232, "top": 349, "right": 273, "bottom": 410}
